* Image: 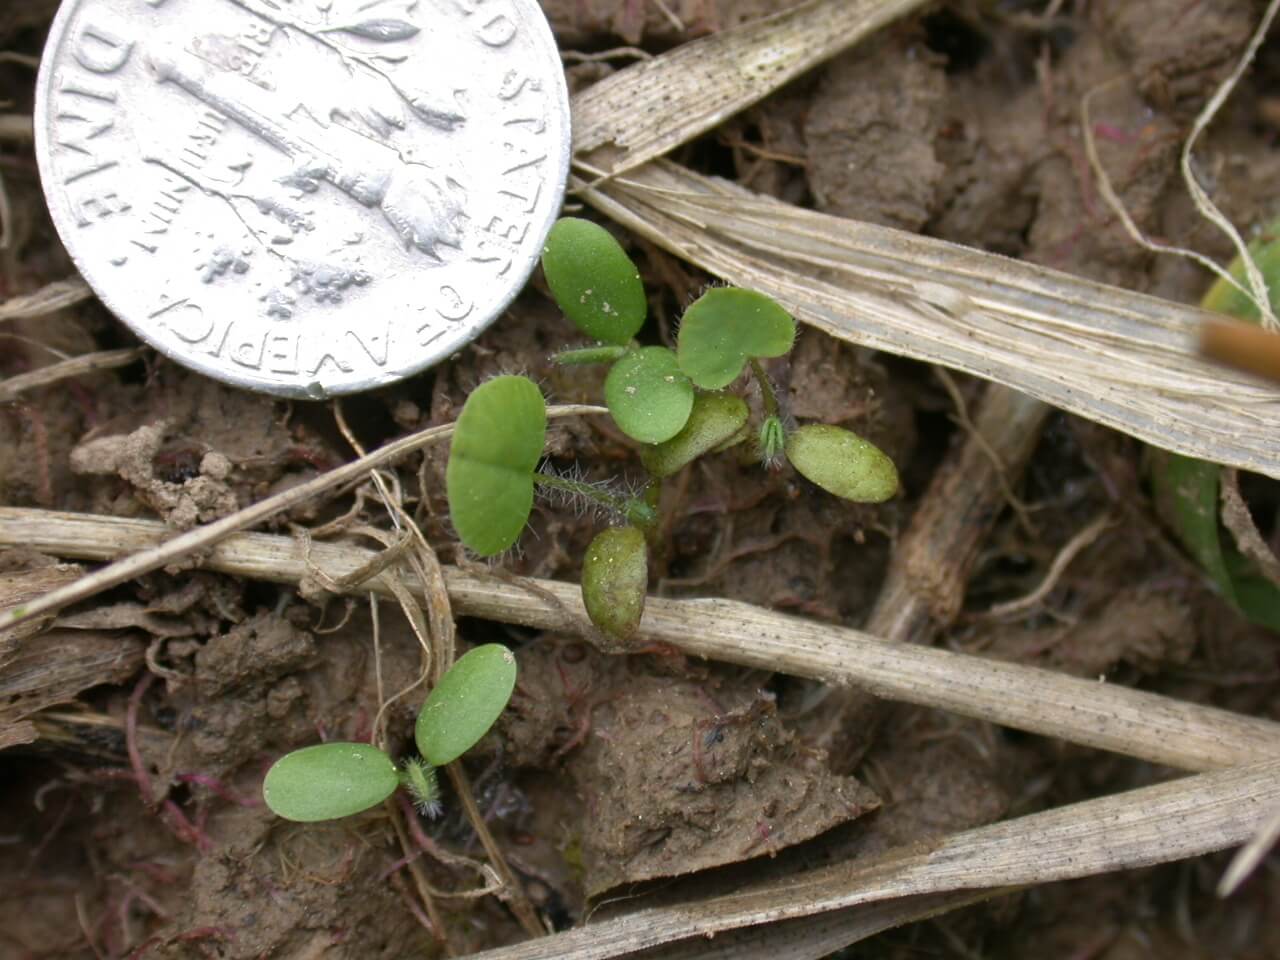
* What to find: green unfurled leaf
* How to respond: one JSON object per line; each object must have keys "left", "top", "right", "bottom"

{"left": 541, "top": 218, "right": 646, "bottom": 345}
{"left": 446, "top": 376, "right": 546, "bottom": 557}
{"left": 582, "top": 526, "right": 648, "bottom": 640}
{"left": 416, "top": 644, "right": 519, "bottom": 766}
{"left": 677, "top": 288, "right": 796, "bottom": 390}
{"left": 785, "top": 424, "right": 898, "bottom": 503}
{"left": 605, "top": 346, "right": 695, "bottom": 444}
{"left": 641, "top": 392, "right": 749, "bottom": 477}
{"left": 263, "top": 742, "right": 399, "bottom": 822}
{"left": 758, "top": 415, "right": 786, "bottom": 466}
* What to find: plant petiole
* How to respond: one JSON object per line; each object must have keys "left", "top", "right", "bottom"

{"left": 551, "top": 344, "right": 630, "bottom": 366}
{"left": 533, "top": 471, "right": 658, "bottom": 529}
{"left": 748, "top": 357, "right": 780, "bottom": 418}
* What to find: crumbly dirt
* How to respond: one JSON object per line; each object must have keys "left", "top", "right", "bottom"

{"left": 5, "top": 1, "right": 1280, "bottom": 958}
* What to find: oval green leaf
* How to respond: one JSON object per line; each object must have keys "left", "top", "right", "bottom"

{"left": 262, "top": 742, "right": 399, "bottom": 822}
{"left": 676, "top": 288, "right": 796, "bottom": 390}
{"left": 640, "top": 393, "right": 749, "bottom": 477}
{"left": 541, "top": 218, "right": 647, "bottom": 345}
{"left": 582, "top": 525, "right": 648, "bottom": 640}
{"left": 446, "top": 376, "right": 547, "bottom": 556}
{"left": 416, "top": 644, "right": 519, "bottom": 766}
{"left": 605, "top": 346, "right": 695, "bottom": 444}
{"left": 785, "top": 424, "right": 899, "bottom": 503}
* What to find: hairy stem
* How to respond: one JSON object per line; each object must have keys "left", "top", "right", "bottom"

{"left": 533, "top": 472, "right": 656, "bottom": 529}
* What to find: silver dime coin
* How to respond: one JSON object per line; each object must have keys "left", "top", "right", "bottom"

{"left": 35, "top": 0, "right": 570, "bottom": 397}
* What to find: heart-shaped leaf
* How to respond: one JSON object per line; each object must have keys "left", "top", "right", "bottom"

{"left": 446, "top": 376, "right": 546, "bottom": 556}
{"left": 785, "top": 424, "right": 898, "bottom": 503}
{"left": 541, "top": 218, "right": 646, "bottom": 345}
{"left": 582, "top": 526, "right": 648, "bottom": 640}
{"left": 677, "top": 288, "right": 795, "bottom": 390}
{"left": 640, "top": 392, "right": 749, "bottom": 477}
{"left": 416, "top": 644, "right": 519, "bottom": 766}
{"left": 263, "top": 742, "right": 399, "bottom": 822}
{"left": 604, "top": 346, "right": 695, "bottom": 443}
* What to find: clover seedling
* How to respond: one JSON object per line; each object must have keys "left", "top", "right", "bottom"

{"left": 540, "top": 218, "right": 696, "bottom": 443}
{"left": 441, "top": 218, "right": 902, "bottom": 641}
{"left": 262, "top": 644, "right": 518, "bottom": 822}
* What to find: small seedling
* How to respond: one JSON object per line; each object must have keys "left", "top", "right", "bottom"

{"left": 442, "top": 217, "right": 901, "bottom": 642}
{"left": 262, "top": 644, "right": 518, "bottom": 823}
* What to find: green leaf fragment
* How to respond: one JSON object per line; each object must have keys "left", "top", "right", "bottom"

{"left": 1147, "top": 222, "right": 1280, "bottom": 634}
{"left": 541, "top": 218, "right": 647, "bottom": 345}
{"left": 604, "top": 346, "right": 695, "bottom": 444}
{"left": 262, "top": 742, "right": 399, "bottom": 822}
{"left": 416, "top": 644, "right": 519, "bottom": 766}
{"left": 677, "top": 288, "right": 796, "bottom": 390}
{"left": 1151, "top": 451, "right": 1280, "bottom": 631}
{"left": 785, "top": 424, "right": 898, "bottom": 503}
{"left": 1201, "top": 222, "right": 1280, "bottom": 323}
{"left": 641, "top": 393, "right": 749, "bottom": 477}
{"left": 582, "top": 525, "right": 648, "bottom": 640}
{"left": 446, "top": 376, "right": 547, "bottom": 557}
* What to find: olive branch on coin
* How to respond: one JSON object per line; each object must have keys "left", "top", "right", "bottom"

{"left": 148, "top": 23, "right": 465, "bottom": 261}
{"left": 227, "top": 0, "right": 465, "bottom": 133}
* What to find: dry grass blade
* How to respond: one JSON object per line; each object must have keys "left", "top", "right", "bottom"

{"left": 4, "top": 508, "right": 1278, "bottom": 775}
{"left": 572, "top": 0, "right": 925, "bottom": 177}
{"left": 0, "top": 277, "right": 93, "bottom": 322}
{"left": 0, "top": 346, "right": 146, "bottom": 403}
{"left": 579, "top": 162, "right": 1280, "bottom": 478}
{"left": 0, "top": 405, "right": 605, "bottom": 629}
{"left": 628, "top": 890, "right": 1001, "bottom": 960}
{"left": 459, "top": 758, "right": 1280, "bottom": 960}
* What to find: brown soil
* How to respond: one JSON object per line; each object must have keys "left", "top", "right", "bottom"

{"left": 4, "top": 2, "right": 1280, "bottom": 959}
